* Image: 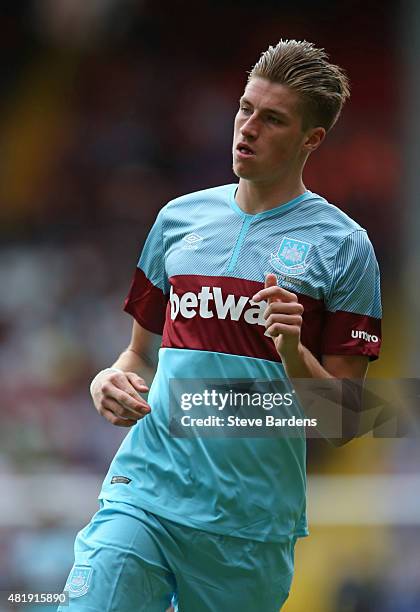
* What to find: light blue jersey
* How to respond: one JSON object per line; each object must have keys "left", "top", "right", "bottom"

{"left": 99, "top": 184, "right": 382, "bottom": 542}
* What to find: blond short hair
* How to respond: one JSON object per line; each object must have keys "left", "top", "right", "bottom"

{"left": 249, "top": 39, "right": 350, "bottom": 131}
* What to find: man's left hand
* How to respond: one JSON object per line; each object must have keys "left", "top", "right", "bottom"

{"left": 252, "top": 274, "right": 304, "bottom": 358}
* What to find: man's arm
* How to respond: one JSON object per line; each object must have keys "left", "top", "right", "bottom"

{"left": 90, "top": 321, "right": 159, "bottom": 427}
{"left": 280, "top": 346, "right": 369, "bottom": 381}
{"left": 252, "top": 274, "right": 369, "bottom": 443}
{"left": 252, "top": 274, "right": 369, "bottom": 380}
{"left": 112, "top": 321, "right": 157, "bottom": 381}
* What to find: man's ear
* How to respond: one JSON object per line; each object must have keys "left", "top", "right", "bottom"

{"left": 303, "top": 127, "right": 326, "bottom": 153}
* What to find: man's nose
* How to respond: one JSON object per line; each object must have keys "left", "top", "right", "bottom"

{"left": 240, "top": 114, "right": 259, "bottom": 139}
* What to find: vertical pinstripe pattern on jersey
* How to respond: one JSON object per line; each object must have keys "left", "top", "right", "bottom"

{"left": 226, "top": 216, "right": 253, "bottom": 273}
{"left": 326, "top": 230, "right": 382, "bottom": 317}
{"left": 137, "top": 209, "right": 169, "bottom": 294}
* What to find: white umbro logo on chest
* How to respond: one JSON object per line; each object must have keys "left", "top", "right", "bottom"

{"left": 182, "top": 233, "right": 204, "bottom": 250}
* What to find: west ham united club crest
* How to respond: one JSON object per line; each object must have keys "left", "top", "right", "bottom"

{"left": 66, "top": 565, "right": 93, "bottom": 598}
{"left": 270, "top": 237, "right": 312, "bottom": 276}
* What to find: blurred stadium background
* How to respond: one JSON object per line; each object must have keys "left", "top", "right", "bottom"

{"left": 1, "top": 0, "right": 419, "bottom": 610}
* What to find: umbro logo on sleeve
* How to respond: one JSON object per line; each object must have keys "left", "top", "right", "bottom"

{"left": 351, "top": 329, "right": 379, "bottom": 343}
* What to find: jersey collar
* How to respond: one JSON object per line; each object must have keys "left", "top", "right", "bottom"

{"left": 229, "top": 184, "right": 313, "bottom": 219}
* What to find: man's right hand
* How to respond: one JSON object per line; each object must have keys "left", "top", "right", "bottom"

{"left": 91, "top": 369, "right": 151, "bottom": 427}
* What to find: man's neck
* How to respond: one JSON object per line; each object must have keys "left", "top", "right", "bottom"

{"left": 235, "top": 178, "right": 307, "bottom": 215}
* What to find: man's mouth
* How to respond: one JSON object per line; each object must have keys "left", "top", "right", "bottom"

{"left": 236, "top": 143, "right": 255, "bottom": 157}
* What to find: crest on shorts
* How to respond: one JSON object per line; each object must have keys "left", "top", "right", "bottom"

{"left": 66, "top": 565, "right": 93, "bottom": 598}
{"left": 270, "top": 237, "right": 312, "bottom": 276}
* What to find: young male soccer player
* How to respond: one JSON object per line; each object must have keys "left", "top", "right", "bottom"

{"left": 59, "top": 40, "right": 381, "bottom": 611}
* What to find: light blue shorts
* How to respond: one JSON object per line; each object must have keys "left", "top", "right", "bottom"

{"left": 58, "top": 499, "right": 296, "bottom": 612}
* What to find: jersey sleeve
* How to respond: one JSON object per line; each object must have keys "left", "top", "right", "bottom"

{"left": 123, "top": 210, "right": 169, "bottom": 334}
{"left": 322, "top": 230, "right": 382, "bottom": 360}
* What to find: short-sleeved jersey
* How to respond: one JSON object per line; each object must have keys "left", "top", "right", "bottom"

{"left": 99, "top": 184, "right": 382, "bottom": 542}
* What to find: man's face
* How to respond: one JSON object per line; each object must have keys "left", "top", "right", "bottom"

{"left": 232, "top": 77, "right": 313, "bottom": 183}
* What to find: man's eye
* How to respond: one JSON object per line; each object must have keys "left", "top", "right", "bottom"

{"left": 240, "top": 106, "right": 252, "bottom": 114}
{"left": 267, "top": 115, "right": 281, "bottom": 124}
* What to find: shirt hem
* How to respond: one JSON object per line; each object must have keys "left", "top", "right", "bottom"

{"left": 98, "top": 492, "right": 308, "bottom": 542}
